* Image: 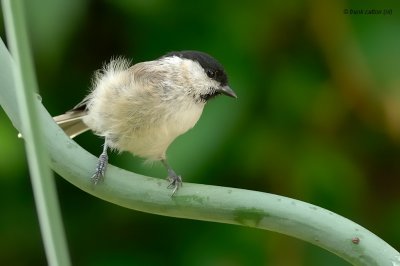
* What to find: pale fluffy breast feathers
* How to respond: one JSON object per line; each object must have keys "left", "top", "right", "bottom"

{"left": 82, "top": 57, "right": 206, "bottom": 160}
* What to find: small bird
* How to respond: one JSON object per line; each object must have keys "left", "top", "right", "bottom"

{"left": 53, "top": 51, "right": 237, "bottom": 195}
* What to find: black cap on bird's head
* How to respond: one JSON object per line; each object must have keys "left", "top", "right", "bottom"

{"left": 163, "top": 50, "right": 237, "bottom": 100}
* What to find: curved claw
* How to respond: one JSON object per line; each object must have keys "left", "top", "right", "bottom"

{"left": 91, "top": 171, "right": 104, "bottom": 185}
{"left": 167, "top": 174, "right": 182, "bottom": 196}
{"left": 161, "top": 159, "right": 183, "bottom": 196}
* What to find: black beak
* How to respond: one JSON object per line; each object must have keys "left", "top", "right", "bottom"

{"left": 218, "top": 85, "right": 237, "bottom": 98}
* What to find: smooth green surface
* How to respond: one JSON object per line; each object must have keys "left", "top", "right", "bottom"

{"left": 1, "top": 1, "right": 70, "bottom": 265}
{"left": 1, "top": 36, "right": 399, "bottom": 266}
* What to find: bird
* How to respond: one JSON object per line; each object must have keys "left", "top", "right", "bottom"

{"left": 53, "top": 50, "right": 237, "bottom": 195}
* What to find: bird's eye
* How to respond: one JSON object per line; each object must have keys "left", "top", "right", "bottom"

{"left": 206, "top": 69, "right": 215, "bottom": 78}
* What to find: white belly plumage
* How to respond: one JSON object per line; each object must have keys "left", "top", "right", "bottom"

{"left": 109, "top": 105, "right": 203, "bottom": 160}
{"left": 83, "top": 91, "right": 204, "bottom": 161}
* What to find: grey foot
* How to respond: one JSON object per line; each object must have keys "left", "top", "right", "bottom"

{"left": 91, "top": 153, "right": 108, "bottom": 184}
{"left": 167, "top": 171, "right": 182, "bottom": 196}
{"left": 161, "top": 159, "right": 182, "bottom": 196}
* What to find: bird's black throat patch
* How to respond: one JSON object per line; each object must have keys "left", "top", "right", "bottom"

{"left": 199, "top": 88, "right": 220, "bottom": 102}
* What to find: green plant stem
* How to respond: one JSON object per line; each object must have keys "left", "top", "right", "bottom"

{"left": 1, "top": 1, "right": 70, "bottom": 266}
{"left": 1, "top": 38, "right": 399, "bottom": 266}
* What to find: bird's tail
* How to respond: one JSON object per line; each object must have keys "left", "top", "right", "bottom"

{"left": 53, "top": 110, "right": 89, "bottom": 138}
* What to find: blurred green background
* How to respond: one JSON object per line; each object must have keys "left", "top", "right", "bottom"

{"left": 1, "top": 0, "right": 400, "bottom": 265}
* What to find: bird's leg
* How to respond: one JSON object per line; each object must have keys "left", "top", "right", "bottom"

{"left": 161, "top": 159, "right": 182, "bottom": 196}
{"left": 91, "top": 140, "right": 109, "bottom": 184}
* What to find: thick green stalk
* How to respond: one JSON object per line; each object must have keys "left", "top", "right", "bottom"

{"left": 1, "top": 1, "right": 70, "bottom": 265}
{"left": 1, "top": 34, "right": 399, "bottom": 266}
